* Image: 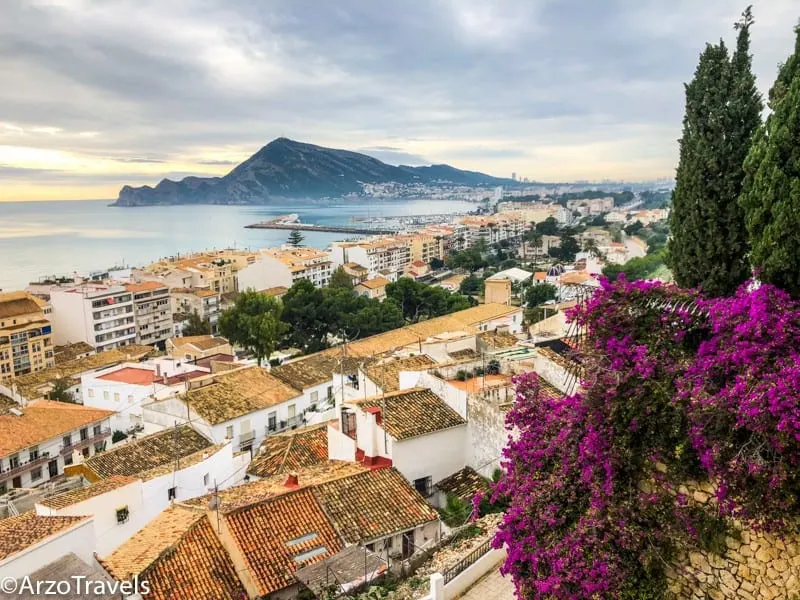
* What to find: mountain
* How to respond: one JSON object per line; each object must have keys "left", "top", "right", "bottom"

{"left": 113, "top": 138, "right": 516, "bottom": 206}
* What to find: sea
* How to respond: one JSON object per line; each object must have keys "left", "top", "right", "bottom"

{"left": 0, "top": 199, "right": 474, "bottom": 292}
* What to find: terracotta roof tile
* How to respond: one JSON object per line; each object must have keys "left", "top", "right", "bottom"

{"left": 272, "top": 354, "right": 361, "bottom": 391}
{"left": 171, "top": 335, "right": 229, "bottom": 351}
{"left": 38, "top": 476, "right": 139, "bottom": 510}
{"left": 363, "top": 355, "right": 436, "bottom": 393}
{"left": 125, "top": 281, "right": 168, "bottom": 293}
{"left": 226, "top": 488, "right": 343, "bottom": 596}
{"left": 0, "top": 512, "right": 88, "bottom": 561}
{"left": 313, "top": 468, "right": 438, "bottom": 543}
{"left": 258, "top": 286, "right": 289, "bottom": 297}
{"left": 357, "top": 277, "right": 391, "bottom": 290}
{"left": 0, "top": 400, "right": 114, "bottom": 457}
{"left": 83, "top": 426, "right": 212, "bottom": 479}
{"left": 478, "top": 330, "right": 520, "bottom": 349}
{"left": 248, "top": 423, "right": 329, "bottom": 478}
{"left": 447, "top": 348, "right": 478, "bottom": 360}
{"left": 184, "top": 366, "right": 301, "bottom": 425}
{"left": 53, "top": 342, "right": 95, "bottom": 362}
{"left": 435, "top": 467, "right": 490, "bottom": 502}
{"left": 0, "top": 292, "right": 46, "bottom": 320}
{"left": 353, "top": 388, "right": 466, "bottom": 440}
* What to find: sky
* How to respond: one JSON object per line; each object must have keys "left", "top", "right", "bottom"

{"left": 0, "top": 0, "right": 798, "bottom": 202}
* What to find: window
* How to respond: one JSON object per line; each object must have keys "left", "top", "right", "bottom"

{"left": 80, "top": 428, "right": 88, "bottom": 441}
{"left": 128, "top": 394, "right": 134, "bottom": 404}
{"left": 87, "top": 388, "right": 95, "bottom": 398}
{"left": 29, "top": 446, "right": 39, "bottom": 461}
{"left": 116, "top": 506, "right": 130, "bottom": 524}
{"left": 9, "top": 454, "right": 19, "bottom": 469}
{"left": 93, "top": 424, "right": 101, "bottom": 436}
{"left": 64, "top": 455, "right": 73, "bottom": 466}
{"left": 203, "top": 473, "right": 210, "bottom": 487}
{"left": 0, "top": 482, "right": 6, "bottom": 495}
{"left": 103, "top": 391, "right": 109, "bottom": 400}
{"left": 167, "top": 487, "right": 176, "bottom": 500}
{"left": 327, "top": 386, "right": 333, "bottom": 399}
{"left": 114, "top": 392, "right": 120, "bottom": 402}
{"left": 268, "top": 412, "right": 277, "bottom": 432}
{"left": 62, "top": 435, "right": 72, "bottom": 448}
{"left": 413, "top": 476, "right": 432, "bottom": 497}
{"left": 225, "top": 425, "right": 233, "bottom": 439}
{"left": 310, "top": 391, "right": 319, "bottom": 403}
{"left": 31, "top": 467, "right": 43, "bottom": 481}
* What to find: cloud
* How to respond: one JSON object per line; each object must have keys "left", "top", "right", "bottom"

{"left": 357, "top": 146, "right": 430, "bottom": 166}
{"left": 0, "top": 0, "right": 798, "bottom": 199}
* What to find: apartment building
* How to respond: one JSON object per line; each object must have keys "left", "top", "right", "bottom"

{"left": 329, "top": 237, "right": 412, "bottom": 278}
{"left": 0, "top": 399, "right": 113, "bottom": 493}
{"left": 170, "top": 288, "right": 221, "bottom": 334}
{"left": 566, "top": 196, "right": 615, "bottom": 215}
{"left": 404, "top": 233, "right": 444, "bottom": 265}
{"left": 49, "top": 284, "right": 136, "bottom": 353}
{"left": 238, "top": 246, "right": 333, "bottom": 291}
{"left": 124, "top": 282, "right": 172, "bottom": 349}
{"left": 0, "top": 292, "right": 55, "bottom": 379}
{"left": 458, "top": 214, "right": 528, "bottom": 246}
{"left": 142, "top": 251, "right": 243, "bottom": 295}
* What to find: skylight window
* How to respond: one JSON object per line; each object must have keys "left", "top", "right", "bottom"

{"left": 286, "top": 532, "right": 319, "bottom": 547}
{"left": 293, "top": 546, "right": 327, "bottom": 563}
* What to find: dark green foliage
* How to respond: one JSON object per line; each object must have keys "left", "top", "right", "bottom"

{"left": 181, "top": 310, "right": 212, "bottom": 336}
{"left": 640, "top": 190, "right": 671, "bottom": 209}
{"left": 624, "top": 220, "right": 644, "bottom": 236}
{"left": 668, "top": 9, "right": 762, "bottom": 297}
{"left": 740, "top": 24, "right": 800, "bottom": 297}
{"left": 459, "top": 275, "right": 484, "bottom": 296}
{"left": 534, "top": 217, "right": 560, "bottom": 236}
{"left": 429, "top": 257, "right": 445, "bottom": 270}
{"left": 328, "top": 266, "right": 353, "bottom": 290}
{"left": 218, "top": 290, "right": 287, "bottom": 365}
{"left": 590, "top": 214, "right": 608, "bottom": 226}
{"left": 287, "top": 229, "right": 305, "bottom": 247}
{"left": 386, "top": 278, "right": 472, "bottom": 323}
{"left": 603, "top": 250, "right": 666, "bottom": 282}
{"left": 280, "top": 279, "right": 330, "bottom": 352}
{"left": 524, "top": 283, "right": 557, "bottom": 307}
{"left": 48, "top": 378, "right": 75, "bottom": 403}
{"left": 445, "top": 247, "right": 487, "bottom": 272}
{"left": 112, "top": 430, "right": 128, "bottom": 443}
{"left": 439, "top": 494, "right": 472, "bottom": 527}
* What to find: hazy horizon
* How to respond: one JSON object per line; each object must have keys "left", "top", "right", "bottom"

{"left": 1, "top": 0, "right": 797, "bottom": 201}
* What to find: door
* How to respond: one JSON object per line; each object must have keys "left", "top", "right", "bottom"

{"left": 48, "top": 459, "right": 59, "bottom": 479}
{"left": 402, "top": 532, "right": 414, "bottom": 558}
{"left": 12, "top": 476, "right": 21, "bottom": 488}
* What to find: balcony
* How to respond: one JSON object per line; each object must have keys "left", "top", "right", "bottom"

{"left": 238, "top": 430, "right": 255, "bottom": 450}
{"left": 60, "top": 428, "right": 111, "bottom": 455}
{"left": 0, "top": 452, "right": 52, "bottom": 481}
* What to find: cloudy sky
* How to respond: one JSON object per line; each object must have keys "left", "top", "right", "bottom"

{"left": 1, "top": 0, "right": 797, "bottom": 201}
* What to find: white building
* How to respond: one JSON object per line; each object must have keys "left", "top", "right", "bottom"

{"left": 49, "top": 284, "right": 136, "bottom": 352}
{"left": 238, "top": 246, "right": 333, "bottom": 291}
{"left": 125, "top": 281, "right": 173, "bottom": 349}
{"left": 169, "top": 288, "right": 222, "bottom": 335}
{"left": 329, "top": 237, "right": 412, "bottom": 278}
{"left": 0, "top": 400, "right": 113, "bottom": 493}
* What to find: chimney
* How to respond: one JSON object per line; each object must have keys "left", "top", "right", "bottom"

{"left": 284, "top": 473, "right": 299, "bottom": 488}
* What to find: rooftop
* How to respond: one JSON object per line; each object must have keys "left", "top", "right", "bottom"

{"left": 258, "top": 286, "right": 289, "bottom": 297}
{"left": 248, "top": 423, "right": 330, "bottom": 478}
{"left": 0, "top": 400, "right": 114, "bottom": 457}
{"left": 357, "top": 276, "right": 391, "bottom": 290}
{"left": 0, "top": 512, "right": 88, "bottom": 562}
{"left": 38, "top": 476, "right": 139, "bottom": 510}
{"left": 0, "top": 291, "right": 47, "bottom": 320}
{"left": 353, "top": 387, "right": 466, "bottom": 441}
{"left": 435, "top": 467, "right": 490, "bottom": 503}
{"left": 96, "top": 366, "right": 158, "bottom": 386}
{"left": 478, "top": 330, "right": 520, "bottom": 350}
{"left": 171, "top": 287, "right": 219, "bottom": 298}
{"left": 272, "top": 353, "right": 362, "bottom": 391}
{"left": 446, "top": 375, "right": 513, "bottom": 394}
{"left": 184, "top": 366, "right": 301, "bottom": 425}
{"left": 363, "top": 354, "right": 436, "bottom": 393}
{"left": 22, "top": 553, "right": 119, "bottom": 600}
{"left": 295, "top": 545, "right": 387, "bottom": 597}
{"left": 125, "top": 281, "right": 168, "bottom": 293}
{"left": 53, "top": 342, "right": 95, "bottom": 362}
{"left": 170, "top": 335, "right": 229, "bottom": 351}
{"left": 82, "top": 426, "right": 213, "bottom": 480}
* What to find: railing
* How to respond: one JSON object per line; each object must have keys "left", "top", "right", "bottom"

{"left": 238, "top": 431, "right": 255, "bottom": 449}
{"left": 442, "top": 539, "right": 493, "bottom": 585}
{"left": 60, "top": 428, "right": 111, "bottom": 455}
{"left": 0, "top": 452, "right": 52, "bottom": 481}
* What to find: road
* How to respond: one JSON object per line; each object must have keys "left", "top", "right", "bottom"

{"left": 457, "top": 567, "right": 516, "bottom": 600}
{"left": 624, "top": 236, "right": 647, "bottom": 259}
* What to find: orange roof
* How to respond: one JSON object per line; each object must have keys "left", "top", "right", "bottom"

{"left": 560, "top": 272, "right": 592, "bottom": 285}
{"left": 0, "top": 292, "right": 47, "bottom": 320}
{"left": 248, "top": 423, "right": 330, "bottom": 478}
{"left": 446, "top": 375, "right": 513, "bottom": 393}
{"left": 0, "top": 401, "right": 114, "bottom": 457}
{"left": 97, "top": 367, "right": 157, "bottom": 386}
{"left": 534, "top": 272, "right": 547, "bottom": 280}
{"left": 411, "top": 260, "right": 427, "bottom": 267}
{"left": 125, "top": 281, "right": 167, "bottom": 293}
{"left": 38, "top": 475, "right": 139, "bottom": 510}
{"left": 357, "top": 277, "right": 391, "bottom": 290}
{"left": 0, "top": 512, "right": 89, "bottom": 561}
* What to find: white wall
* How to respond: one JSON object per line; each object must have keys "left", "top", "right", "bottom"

{"left": 49, "top": 290, "right": 92, "bottom": 347}
{"left": 406, "top": 373, "right": 468, "bottom": 419}
{"left": 36, "top": 480, "right": 145, "bottom": 556}
{"left": 237, "top": 256, "right": 291, "bottom": 291}
{"left": 208, "top": 392, "right": 306, "bottom": 452}
{"left": 81, "top": 375, "right": 152, "bottom": 434}
{"left": 327, "top": 424, "right": 356, "bottom": 462}
{"left": 141, "top": 397, "right": 213, "bottom": 439}
{"left": 392, "top": 426, "right": 468, "bottom": 487}
{"left": 0, "top": 518, "right": 96, "bottom": 580}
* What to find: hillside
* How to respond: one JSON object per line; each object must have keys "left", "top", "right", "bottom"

{"left": 113, "top": 138, "right": 515, "bottom": 206}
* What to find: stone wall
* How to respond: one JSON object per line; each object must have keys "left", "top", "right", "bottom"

{"left": 665, "top": 482, "right": 800, "bottom": 599}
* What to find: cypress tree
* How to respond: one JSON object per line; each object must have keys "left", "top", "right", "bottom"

{"left": 739, "top": 23, "right": 800, "bottom": 297}
{"left": 668, "top": 9, "right": 762, "bottom": 296}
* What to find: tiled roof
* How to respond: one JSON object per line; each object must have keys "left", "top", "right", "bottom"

{"left": 363, "top": 354, "right": 436, "bottom": 393}
{"left": 314, "top": 467, "right": 438, "bottom": 543}
{"left": 184, "top": 366, "right": 301, "bottom": 425}
{"left": 248, "top": 423, "right": 329, "bottom": 478}
{"left": 357, "top": 277, "right": 391, "bottom": 290}
{"left": 25, "top": 553, "right": 119, "bottom": 600}
{"left": 140, "top": 516, "right": 247, "bottom": 600}
{"left": 38, "top": 476, "right": 139, "bottom": 510}
{"left": 125, "top": 281, "right": 168, "bottom": 293}
{"left": 171, "top": 335, "right": 229, "bottom": 351}
{"left": 0, "top": 292, "right": 45, "bottom": 319}
{"left": 0, "top": 394, "right": 19, "bottom": 416}
{"left": 226, "top": 488, "right": 343, "bottom": 596}
{"left": 448, "top": 348, "right": 478, "bottom": 360}
{"left": 343, "top": 262, "right": 368, "bottom": 272}
{"left": 258, "top": 286, "right": 289, "bottom": 297}
{"left": 53, "top": 342, "right": 95, "bottom": 362}
{"left": 0, "top": 512, "right": 88, "bottom": 561}
{"left": 435, "top": 467, "right": 490, "bottom": 502}
{"left": 100, "top": 505, "right": 207, "bottom": 580}
{"left": 478, "top": 330, "right": 519, "bottom": 349}
{"left": 273, "top": 354, "right": 362, "bottom": 391}
{"left": 14, "top": 345, "right": 153, "bottom": 400}
{"left": 83, "top": 426, "right": 212, "bottom": 479}
{"left": 0, "top": 401, "right": 114, "bottom": 457}
{"left": 97, "top": 367, "right": 157, "bottom": 386}
{"left": 354, "top": 388, "right": 466, "bottom": 440}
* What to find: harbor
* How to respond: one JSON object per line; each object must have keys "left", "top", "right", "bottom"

{"left": 244, "top": 214, "right": 397, "bottom": 235}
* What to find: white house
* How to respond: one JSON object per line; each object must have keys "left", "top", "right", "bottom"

{"left": 142, "top": 366, "right": 305, "bottom": 455}
{"left": 238, "top": 246, "right": 333, "bottom": 291}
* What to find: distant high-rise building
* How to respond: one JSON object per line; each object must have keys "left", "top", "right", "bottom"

{"left": 511, "top": 172, "right": 517, "bottom": 181}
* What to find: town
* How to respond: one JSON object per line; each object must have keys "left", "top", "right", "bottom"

{"left": 0, "top": 191, "right": 667, "bottom": 599}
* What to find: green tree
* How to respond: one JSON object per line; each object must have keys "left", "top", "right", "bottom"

{"left": 328, "top": 266, "right": 354, "bottom": 290}
{"left": 48, "top": 378, "right": 76, "bottom": 403}
{"left": 429, "top": 257, "right": 445, "bottom": 270}
{"left": 739, "top": 23, "right": 800, "bottom": 296}
{"left": 558, "top": 234, "right": 581, "bottom": 262}
{"left": 624, "top": 220, "right": 644, "bottom": 236}
{"left": 668, "top": 9, "right": 762, "bottom": 297}
{"left": 535, "top": 217, "right": 560, "bottom": 236}
{"left": 181, "top": 310, "right": 211, "bottom": 336}
{"left": 218, "top": 290, "right": 287, "bottom": 365}
{"left": 445, "top": 247, "right": 486, "bottom": 272}
{"left": 386, "top": 278, "right": 472, "bottom": 322}
{"left": 524, "top": 283, "right": 557, "bottom": 307}
{"left": 459, "top": 275, "right": 484, "bottom": 296}
{"left": 287, "top": 229, "right": 305, "bottom": 247}
{"left": 280, "top": 279, "right": 330, "bottom": 352}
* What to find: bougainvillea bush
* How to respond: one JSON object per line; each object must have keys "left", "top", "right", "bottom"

{"left": 489, "top": 277, "right": 800, "bottom": 599}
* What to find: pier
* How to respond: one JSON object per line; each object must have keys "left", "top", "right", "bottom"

{"left": 244, "top": 222, "right": 398, "bottom": 235}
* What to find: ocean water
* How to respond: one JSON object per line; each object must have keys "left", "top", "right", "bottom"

{"left": 0, "top": 199, "right": 473, "bottom": 291}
